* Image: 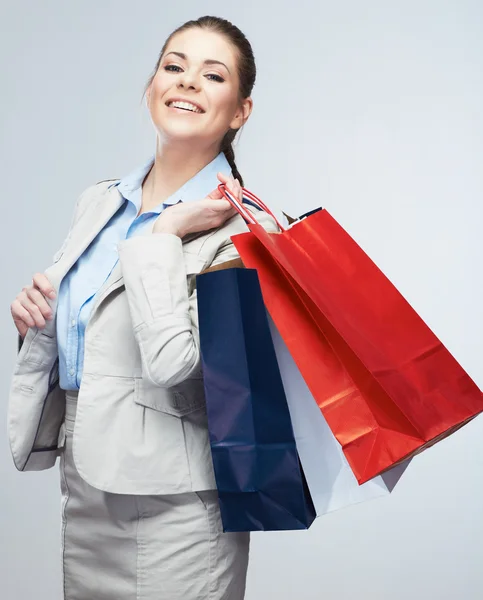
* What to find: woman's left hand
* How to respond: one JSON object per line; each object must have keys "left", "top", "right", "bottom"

{"left": 207, "top": 172, "right": 242, "bottom": 204}
{"left": 152, "top": 172, "right": 243, "bottom": 237}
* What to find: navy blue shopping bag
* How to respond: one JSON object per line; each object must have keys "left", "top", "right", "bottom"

{"left": 196, "top": 267, "right": 316, "bottom": 532}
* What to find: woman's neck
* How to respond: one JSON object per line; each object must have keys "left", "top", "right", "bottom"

{"left": 140, "top": 140, "right": 220, "bottom": 213}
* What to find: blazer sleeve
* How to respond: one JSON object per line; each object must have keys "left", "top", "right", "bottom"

{"left": 118, "top": 209, "right": 280, "bottom": 388}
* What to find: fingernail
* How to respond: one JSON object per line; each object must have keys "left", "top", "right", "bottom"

{"left": 49, "top": 291, "right": 56, "bottom": 299}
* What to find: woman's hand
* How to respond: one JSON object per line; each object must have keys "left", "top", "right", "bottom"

{"left": 152, "top": 172, "right": 243, "bottom": 238}
{"left": 11, "top": 273, "right": 56, "bottom": 339}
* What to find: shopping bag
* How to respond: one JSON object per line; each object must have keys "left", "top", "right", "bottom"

{"left": 201, "top": 259, "right": 408, "bottom": 511}
{"left": 218, "top": 185, "right": 483, "bottom": 484}
{"left": 268, "top": 313, "right": 409, "bottom": 514}
{"left": 196, "top": 267, "right": 316, "bottom": 532}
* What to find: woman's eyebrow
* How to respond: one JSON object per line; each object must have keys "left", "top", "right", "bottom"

{"left": 164, "top": 51, "right": 231, "bottom": 74}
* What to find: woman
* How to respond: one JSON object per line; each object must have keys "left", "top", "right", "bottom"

{"left": 9, "top": 16, "right": 278, "bottom": 600}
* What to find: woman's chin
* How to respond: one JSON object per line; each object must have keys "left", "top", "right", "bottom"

{"left": 156, "top": 122, "right": 207, "bottom": 144}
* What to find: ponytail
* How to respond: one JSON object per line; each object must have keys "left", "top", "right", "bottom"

{"left": 221, "top": 129, "right": 244, "bottom": 186}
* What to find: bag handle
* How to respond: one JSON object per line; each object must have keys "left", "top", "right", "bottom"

{"left": 217, "top": 184, "right": 286, "bottom": 232}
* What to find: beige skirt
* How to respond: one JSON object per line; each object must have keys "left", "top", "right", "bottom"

{"left": 60, "top": 391, "right": 250, "bottom": 600}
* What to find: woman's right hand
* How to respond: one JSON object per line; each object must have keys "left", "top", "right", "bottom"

{"left": 152, "top": 173, "right": 243, "bottom": 238}
{"left": 10, "top": 273, "right": 56, "bottom": 339}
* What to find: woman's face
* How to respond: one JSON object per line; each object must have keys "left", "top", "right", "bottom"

{"left": 146, "top": 28, "right": 252, "bottom": 149}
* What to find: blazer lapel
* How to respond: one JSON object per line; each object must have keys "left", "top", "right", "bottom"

{"left": 63, "top": 187, "right": 125, "bottom": 281}
{"left": 88, "top": 260, "right": 124, "bottom": 317}
{"left": 42, "top": 185, "right": 217, "bottom": 337}
{"left": 42, "top": 186, "right": 125, "bottom": 336}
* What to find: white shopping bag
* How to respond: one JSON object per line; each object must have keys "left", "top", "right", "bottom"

{"left": 268, "top": 315, "right": 410, "bottom": 517}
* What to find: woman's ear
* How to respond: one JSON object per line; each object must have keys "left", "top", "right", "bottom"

{"left": 230, "top": 97, "right": 253, "bottom": 130}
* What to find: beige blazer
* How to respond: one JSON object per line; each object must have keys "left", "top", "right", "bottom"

{"left": 8, "top": 180, "right": 279, "bottom": 494}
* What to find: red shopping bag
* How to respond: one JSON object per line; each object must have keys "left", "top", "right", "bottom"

{"left": 223, "top": 186, "right": 483, "bottom": 484}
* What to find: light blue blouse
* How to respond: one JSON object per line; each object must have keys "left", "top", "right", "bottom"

{"left": 56, "top": 152, "right": 231, "bottom": 390}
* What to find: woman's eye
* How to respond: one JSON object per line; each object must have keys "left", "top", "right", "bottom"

{"left": 164, "top": 65, "right": 182, "bottom": 73}
{"left": 206, "top": 74, "right": 225, "bottom": 83}
{"left": 163, "top": 65, "right": 224, "bottom": 82}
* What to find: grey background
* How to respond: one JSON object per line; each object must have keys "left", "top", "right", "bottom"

{"left": 1, "top": 1, "right": 482, "bottom": 598}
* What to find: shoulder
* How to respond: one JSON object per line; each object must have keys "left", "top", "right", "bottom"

{"left": 203, "top": 200, "right": 279, "bottom": 254}
{"left": 220, "top": 202, "right": 280, "bottom": 239}
{"left": 204, "top": 201, "right": 280, "bottom": 250}
{"left": 202, "top": 202, "right": 280, "bottom": 268}
{"left": 82, "top": 178, "right": 119, "bottom": 204}
{"left": 71, "top": 179, "right": 118, "bottom": 225}
{"left": 96, "top": 178, "right": 119, "bottom": 186}
{"left": 244, "top": 203, "right": 280, "bottom": 233}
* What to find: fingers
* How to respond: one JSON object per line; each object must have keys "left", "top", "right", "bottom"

{"left": 32, "top": 272, "right": 56, "bottom": 299}
{"left": 207, "top": 172, "right": 238, "bottom": 200}
{"left": 171, "top": 173, "right": 244, "bottom": 237}
{"left": 234, "top": 178, "right": 242, "bottom": 202}
{"left": 203, "top": 199, "right": 233, "bottom": 213}
{"left": 205, "top": 186, "right": 223, "bottom": 200}
{"left": 217, "top": 172, "right": 237, "bottom": 196}
{"left": 11, "top": 273, "right": 55, "bottom": 335}
{"left": 11, "top": 299, "right": 36, "bottom": 329}
{"left": 18, "top": 294, "right": 48, "bottom": 328}
{"left": 217, "top": 172, "right": 243, "bottom": 202}
{"left": 25, "top": 287, "right": 53, "bottom": 321}
{"left": 216, "top": 172, "right": 230, "bottom": 185}
{"left": 16, "top": 319, "right": 29, "bottom": 340}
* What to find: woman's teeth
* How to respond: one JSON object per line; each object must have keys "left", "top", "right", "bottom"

{"left": 168, "top": 101, "right": 203, "bottom": 113}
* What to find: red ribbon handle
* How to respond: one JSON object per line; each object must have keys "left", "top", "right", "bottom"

{"left": 217, "top": 184, "right": 286, "bottom": 232}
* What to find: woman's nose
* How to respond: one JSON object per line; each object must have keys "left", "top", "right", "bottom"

{"left": 177, "top": 71, "right": 200, "bottom": 91}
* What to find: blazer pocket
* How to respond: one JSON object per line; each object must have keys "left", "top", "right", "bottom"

{"left": 19, "top": 329, "right": 57, "bottom": 367}
{"left": 134, "top": 377, "right": 206, "bottom": 417}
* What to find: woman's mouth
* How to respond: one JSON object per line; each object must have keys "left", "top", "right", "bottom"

{"left": 166, "top": 100, "right": 204, "bottom": 114}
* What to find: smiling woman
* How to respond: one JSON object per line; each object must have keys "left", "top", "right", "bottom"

{"left": 143, "top": 16, "right": 256, "bottom": 187}
{"left": 8, "top": 14, "right": 280, "bottom": 600}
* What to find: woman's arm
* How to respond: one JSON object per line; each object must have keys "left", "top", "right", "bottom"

{"left": 118, "top": 210, "right": 279, "bottom": 388}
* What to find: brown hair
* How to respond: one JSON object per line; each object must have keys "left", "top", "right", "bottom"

{"left": 143, "top": 16, "right": 256, "bottom": 186}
